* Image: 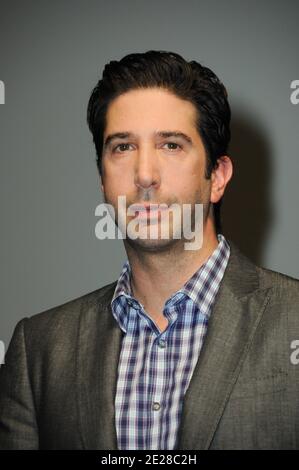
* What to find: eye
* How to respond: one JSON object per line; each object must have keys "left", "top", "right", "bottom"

{"left": 112, "top": 143, "right": 132, "bottom": 153}
{"left": 162, "top": 142, "right": 182, "bottom": 151}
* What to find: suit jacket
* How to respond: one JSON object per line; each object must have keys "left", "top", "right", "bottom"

{"left": 0, "top": 240, "right": 299, "bottom": 450}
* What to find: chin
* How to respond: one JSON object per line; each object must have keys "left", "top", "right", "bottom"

{"left": 125, "top": 235, "right": 181, "bottom": 253}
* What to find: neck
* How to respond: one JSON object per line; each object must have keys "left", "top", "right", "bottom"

{"left": 123, "top": 216, "right": 219, "bottom": 313}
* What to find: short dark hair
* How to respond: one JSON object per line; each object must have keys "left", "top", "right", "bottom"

{"left": 87, "top": 50, "right": 231, "bottom": 234}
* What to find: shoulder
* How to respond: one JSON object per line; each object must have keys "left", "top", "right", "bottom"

{"left": 226, "top": 240, "right": 299, "bottom": 349}
{"left": 225, "top": 239, "right": 299, "bottom": 332}
{"left": 257, "top": 264, "right": 299, "bottom": 297}
{"left": 256, "top": 266, "right": 299, "bottom": 333}
{"left": 232, "top": 243, "right": 299, "bottom": 327}
{"left": 257, "top": 266, "right": 299, "bottom": 292}
{"left": 19, "top": 280, "right": 117, "bottom": 341}
{"left": 227, "top": 238, "right": 299, "bottom": 296}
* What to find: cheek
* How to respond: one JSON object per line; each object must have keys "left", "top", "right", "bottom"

{"left": 175, "top": 170, "right": 202, "bottom": 192}
{"left": 102, "top": 179, "right": 132, "bottom": 209}
{"left": 105, "top": 184, "right": 120, "bottom": 200}
{"left": 180, "top": 175, "right": 211, "bottom": 204}
{"left": 103, "top": 161, "right": 132, "bottom": 186}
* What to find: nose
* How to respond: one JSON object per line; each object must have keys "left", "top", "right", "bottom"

{"left": 134, "top": 143, "right": 160, "bottom": 191}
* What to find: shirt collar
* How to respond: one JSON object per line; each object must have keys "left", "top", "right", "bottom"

{"left": 111, "top": 234, "right": 230, "bottom": 314}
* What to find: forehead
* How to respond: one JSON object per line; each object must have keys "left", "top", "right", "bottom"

{"left": 104, "top": 87, "right": 198, "bottom": 136}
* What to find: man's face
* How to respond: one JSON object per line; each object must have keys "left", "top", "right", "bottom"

{"left": 101, "top": 87, "right": 213, "bottom": 252}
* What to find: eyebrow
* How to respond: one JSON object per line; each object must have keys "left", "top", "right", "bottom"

{"left": 103, "top": 131, "right": 193, "bottom": 150}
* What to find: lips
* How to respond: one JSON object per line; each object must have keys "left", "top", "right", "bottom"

{"left": 129, "top": 203, "right": 169, "bottom": 219}
{"left": 130, "top": 203, "right": 168, "bottom": 212}
{"left": 131, "top": 203, "right": 158, "bottom": 212}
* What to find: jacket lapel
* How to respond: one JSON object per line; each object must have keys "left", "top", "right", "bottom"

{"left": 176, "top": 241, "right": 272, "bottom": 449}
{"left": 76, "top": 282, "right": 122, "bottom": 450}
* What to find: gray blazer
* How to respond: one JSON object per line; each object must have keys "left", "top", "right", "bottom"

{"left": 0, "top": 241, "right": 299, "bottom": 450}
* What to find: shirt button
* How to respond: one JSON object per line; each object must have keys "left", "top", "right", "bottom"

{"left": 152, "top": 402, "right": 161, "bottom": 411}
{"left": 158, "top": 339, "right": 166, "bottom": 348}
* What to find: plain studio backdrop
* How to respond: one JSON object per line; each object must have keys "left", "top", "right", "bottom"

{"left": 0, "top": 0, "right": 298, "bottom": 348}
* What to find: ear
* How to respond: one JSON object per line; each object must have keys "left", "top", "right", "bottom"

{"left": 210, "top": 155, "right": 233, "bottom": 203}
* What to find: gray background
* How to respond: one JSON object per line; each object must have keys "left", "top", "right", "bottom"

{"left": 0, "top": 0, "right": 298, "bottom": 348}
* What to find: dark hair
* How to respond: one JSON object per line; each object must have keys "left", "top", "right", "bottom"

{"left": 87, "top": 50, "right": 231, "bottom": 234}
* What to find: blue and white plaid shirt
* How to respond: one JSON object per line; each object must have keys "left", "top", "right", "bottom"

{"left": 110, "top": 233, "right": 230, "bottom": 450}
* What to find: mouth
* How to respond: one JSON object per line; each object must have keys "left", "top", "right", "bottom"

{"left": 130, "top": 203, "right": 169, "bottom": 219}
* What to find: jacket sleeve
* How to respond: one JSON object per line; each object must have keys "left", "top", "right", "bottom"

{"left": 0, "top": 318, "right": 39, "bottom": 449}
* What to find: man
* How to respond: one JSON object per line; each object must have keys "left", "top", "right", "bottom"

{"left": 0, "top": 50, "right": 298, "bottom": 450}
